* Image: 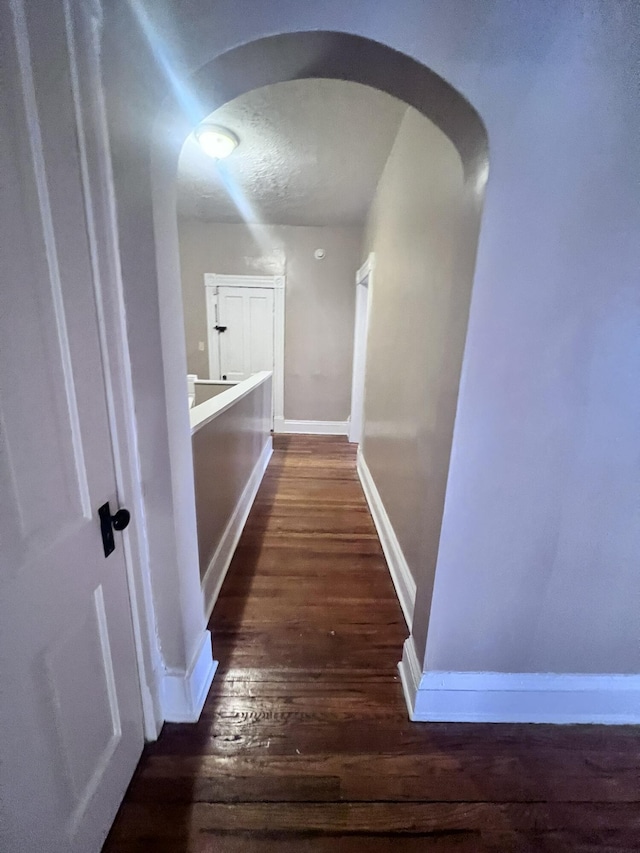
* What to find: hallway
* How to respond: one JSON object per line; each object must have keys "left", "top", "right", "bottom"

{"left": 105, "top": 436, "right": 640, "bottom": 852}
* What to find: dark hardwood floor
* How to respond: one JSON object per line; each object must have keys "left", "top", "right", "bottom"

{"left": 105, "top": 435, "right": 640, "bottom": 851}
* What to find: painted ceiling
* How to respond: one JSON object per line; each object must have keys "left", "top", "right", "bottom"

{"left": 176, "top": 79, "right": 406, "bottom": 226}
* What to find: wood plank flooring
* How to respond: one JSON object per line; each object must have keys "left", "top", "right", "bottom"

{"left": 104, "top": 435, "right": 640, "bottom": 852}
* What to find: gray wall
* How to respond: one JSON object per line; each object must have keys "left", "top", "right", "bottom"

{"left": 192, "top": 376, "right": 271, "bottom": 611}
{"left": 361, "top": 108, "right": 482, "bottom": 653}
{"left": 178, "top": 220, "right": 361, "bottom": 421}
{"left": 194, "top": 383, "right": 234, "bottom": 406}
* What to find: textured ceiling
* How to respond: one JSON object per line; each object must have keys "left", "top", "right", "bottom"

{"left": 176, "top": 79, "right": 406, "bottom": 226}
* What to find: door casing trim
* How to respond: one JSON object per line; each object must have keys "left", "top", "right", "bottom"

{"left": 348, "top": 253, "right": 375, "bottom": 444}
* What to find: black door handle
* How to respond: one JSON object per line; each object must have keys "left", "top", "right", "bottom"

{"left": 98, "top": 501, "right": 131, "bottom": 557}
{"left": 112, "top": 508, "right": 131, "bottom": 531}
{"left": 215, "top": 325, "right": 227, "bottom": 332}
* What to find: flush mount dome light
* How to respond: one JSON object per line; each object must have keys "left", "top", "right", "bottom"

{"left": 195, "top": 125, "right": 239, "bottom": 159}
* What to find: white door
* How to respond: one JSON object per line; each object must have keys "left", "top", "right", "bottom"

{"left": 0, "top": 2, "right": 144, "bottom": 852}
{"left": 217, "top": 286, "right": 275, "bottom": 381}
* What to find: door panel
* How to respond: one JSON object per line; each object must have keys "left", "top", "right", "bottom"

{"left": 248, "top": 289, "right": 275, "bottom": 374}
{"left": 218, "top": 291, "right": 246, "bottom": 380}
{"left": 0, "top": 2, "right": 144, "bottom": 851}
{"left": 45, "top": 587, "right": 122, "bottom": 832}
{"left": 217, "top": 286, "right": 274, "bottom": 381}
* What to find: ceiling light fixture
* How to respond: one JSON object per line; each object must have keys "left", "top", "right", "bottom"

{"left": 195, "top": 125, "right": 239, "bottom": 160}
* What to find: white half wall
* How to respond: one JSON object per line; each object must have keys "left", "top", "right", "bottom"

{"left": 191, "top": 373, "right": 273, "bottom": 618}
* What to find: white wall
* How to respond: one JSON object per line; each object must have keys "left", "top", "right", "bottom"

{"left": 102, "top": 0, "right": 640, "bottom": 688}
{"left": 419, "top": 3, "right": 640, "bottom": 675}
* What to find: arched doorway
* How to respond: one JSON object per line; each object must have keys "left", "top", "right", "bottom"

{"left": 103, "top": 23, "right": 488, "bottom": 728}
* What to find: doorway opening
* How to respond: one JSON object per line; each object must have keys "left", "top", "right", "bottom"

{"left": 164, "top": 57, "right": 488, "bottom": 702}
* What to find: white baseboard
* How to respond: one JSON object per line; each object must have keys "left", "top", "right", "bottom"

{"left": 161, "top": 630, "right": 218, "bottom": 723}
{"left": 201, "top": 437, "right": 273, "bottom": 621}
{"left": 399, "top": 640, "right": 640, "bottom": 724}
{"left": 356, "top": 448, "right": 416, "bottom": 628}
{"left": 273, "top": 417, "right": 349, "bottom": 436}
{"left": 398, "top": 637, "right": 423, "bottom": 719}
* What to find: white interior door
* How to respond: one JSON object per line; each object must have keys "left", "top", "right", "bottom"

{"left": 0, "top": 2, "right": 144, "bottom": 851}
{"left": 217, "top": 286, "right": 275, "bottom": 381}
